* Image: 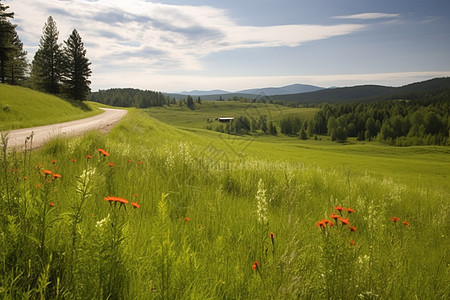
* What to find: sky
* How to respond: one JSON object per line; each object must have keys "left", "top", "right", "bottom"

{"left": 6, "top": 0, "right": 450, "bottom": 92}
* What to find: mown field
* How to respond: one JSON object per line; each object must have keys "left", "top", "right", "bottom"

{"left": 0, "top": 85, "right": 102, "bottom": 131}
{"left": 1, "top": 101, "right": 449, "bottom": 299}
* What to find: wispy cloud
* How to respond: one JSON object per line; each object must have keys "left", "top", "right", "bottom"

{"left": 334, "top": 13, "right": 399, "bottom": 20}
{"left": 11, "top": 0, "right": 365, "bottom": 73}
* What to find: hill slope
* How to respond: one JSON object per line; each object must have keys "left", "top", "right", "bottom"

{"left": 0, "top": 84, "right": 101, "bottom": 131}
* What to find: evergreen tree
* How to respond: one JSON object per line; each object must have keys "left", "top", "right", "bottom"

{"left": 186, "top": 95, "right": 195, "bottom": 110}
{"left": 62, "top": 29, "right": 91, "bottom": 100}
{"left": 0, "top": 0, "right": 16, "bottom": 83}
{"left": 5, "top": 31, "right": 28, "bottom": 84}
{"left": 31, "top": 16, "right": 63, "bottom": 94}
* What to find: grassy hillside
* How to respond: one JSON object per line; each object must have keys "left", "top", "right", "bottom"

{"left": 0, "top": 107, "right": 448, "bottom": 299}
{"left": 0, "top": 84, "right": 102, "bottom": 131}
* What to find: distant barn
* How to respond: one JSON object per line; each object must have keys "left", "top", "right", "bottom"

{"left": 215, "top": 117, "right": 234, "bottom": 123}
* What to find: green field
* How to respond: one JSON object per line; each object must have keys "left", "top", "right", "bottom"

{"left": 0, "top": 97, "right": 449, "bottom": 299}
{"left": 0, "top": 84, "right": 102, "bottom": 131}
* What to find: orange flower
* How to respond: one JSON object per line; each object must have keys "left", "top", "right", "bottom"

{"left": 108, "top": 163, "right": 115, "bottom": 167}
{"left": 36, "top": 184, "right": 42, "bottom": 188}
{"left": 127, "top": 159, "right": 132, "bottom": 163}
{"left": 43, "top": 169, "right": 53, "bottom": 176}
{"left": 49, "top": 202, "right": 54, "bottom": 207}
{"left": 402, "top": 221, "right": 410, "bottom": 226}
{"left": 330, "top": 213, "right": 340, "bottom": 221}
{"left": 104, "top": 196, "right": 115, "bottom": 202}
{"left": 134, "top": 194, "right": 138, "bottom": 197}
{"left": 334, "top": 205, "right": 344, "bottom": 212}
{"left": 131, "top": 202, "right": 140, "bottom": 208}
{"left": 52, "top": 173, "right": 62, "bottom": 180}
{"left": 86, "top": 155, "right": 92, "bottom": 159}
{"left": 117, "top": 197, "right": 129, "bottom": 204}
{"left": 349, "top": 226, "right": 357, "bottom": 232}
{"left": 184, "top": 217, "right": 190, "bottom": 222}
{"left": 137, "top": 161, "right": 143, "bottom": 164}
{"left": 252, "top": 261, "right": 259, "bottom": 270}
{"left": 96, "top": 148, "right": 110, "bottom": 156}
{"left": 270, "top": 232, "right": 274, "bottom": 240}
{"left": 72, "top": 159, "right": 76, "bottom": 162}
{"left": 316, "top": 220, "right": 327, "bottom": 228}
{"left": 350, "top": 240, "right": 356, "bottom": 246}
{"left": 390, "top": 217, "right": 401, "bottom": 223}
{"left": 339, "top": 217, "right": 350, "bottom": 225}
{"left": 347, "top": 207, "right": 355, "bottom": 214}
{"left": 24, "top": 176, "right": 27, "bottom": 181}
{"left": 52, "top": 160, "right": 57, "bottom": 164}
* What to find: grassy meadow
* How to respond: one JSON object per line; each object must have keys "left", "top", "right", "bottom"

{"left": 0, "top": 85, "right": 102, "bottom": 131}
{"left": 0, "top": 102, "right": 449, "bottom": 299}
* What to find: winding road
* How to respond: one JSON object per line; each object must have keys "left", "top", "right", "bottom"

{"left": 3, "top": 108, "right": 128, "bottom": 150}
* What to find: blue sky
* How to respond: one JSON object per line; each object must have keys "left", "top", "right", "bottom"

{"left": 7, "top": 0, "right": 450, "bottom": 92}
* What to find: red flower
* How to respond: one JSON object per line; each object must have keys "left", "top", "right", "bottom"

{"left": 52, "top": 173, "right": 62, "bottom": 180}
{"left": 349, "top": 226, "right": 357, "bottom": 232}
{"left": 390, "top": 217, "right": 401, "bottom": 222}
{"left": 334, "top": 205, "right": 344, "bottom": 212}
{"left": 52, "top": 160, "right": 57, "bottom": 164}
{"left": 49, "top": 202, "right": 54, "bottom": 207}
{"left": 86, "top": 155, "right": 92, "bottom": 159}
{"left": 347, "top": 207, "right": 355, "bottom": 214}
{"left": 137, "top": 161, "right": 143, "bottom": 164}
{"left": 97, "top": 148, "right": 110, "bottom": 156}
{"left": 350, "top": 240, "right": 355, "bottom": 246}
{"left": 43, "top": 169, "right": 53, "bottom": 176}
{"left": 117, "top": 197, "right": 129, "bottom": 204}
{"left": 72, "top": 159, "right": 77, "bottom": 162}
{"left": 184, "top": 217, "right": 190, "bottom": 222}
{"left": 252, "top": 261, "right": 259, "bottom": 270}
{"left": 127, "top": 159, "right": 132, "bottom": 163}
{"left": 339, "top": 217, "right": 350, "bottom": 225}
{"left": 402, "top": 221, "right": 410, "bottom": 226}
{"left": 134, "top": 194, "right": 138, "bottom": 197}
{"left": 24, "top": 176, "right": 27, "bottom": 181}
{"left": 108, "top": 163, "right": 115, "bottom": 167}
{"left": 270, "top": 232, "right": 274, "bottom": 240}
{"left": 316, "top": 219, "right": 327, "bottom": 228}
{"left": 131, "top": 202, "right": 140, "bottom": 208}
{"left": 104, "top": 196, "right": 115, "bottom": 202}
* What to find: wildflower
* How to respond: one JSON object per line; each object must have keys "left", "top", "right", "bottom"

{"left": 316, "top": 219, "right": 327, "bottom": 228}
{"left": 38, "top": 163, "right": 43, "bottom": 168}
{"left": 49, "top": 202, "right": 54, "bottom": 207}
{"left": 334, "top": 205, "right": 344, "bottom": 212}
{"left": 108, "top": 163, "right": 115, "bottom": 167}
{"left": 52, "top": 173, "right": 62, "bottom": 180}
{"left": 350, "top": 240, "right": 356, "bottom": 246}
{"left": 402, "top": 221, "right": 410, "bottom": 226}
{"left": 127, "top": 159, "right": 132, "bottom": 163}
{"left": 117, "top": 197, "right": 129, "bottom": 204}
{"left": 349, "top": 226, "right": 357, "bottom": 232}
{"left": 137, "top": 161, "right": 143, "bottom": 164}
{"left": 131, "top": 202, "right": 140, "bottom": 208}
{"left": 347, "top": 207, "right": 355, "bottom": 214}
{"left": 52, "top": 160, "right": 57, "bottom": 164}
{"left": 36, "top": 184, "right": 42, "bottom": 188}
{"left": 270, "top": 232, "right": 274, "bottom": 240}
{"left": 134, "top": 194, "right": 138, "bottom": 197}
{"left": 184, "top": 217, "right": 190, "bottom": 222}
{"left": 324, "top": 219, "right": 335, "bottom": 226}
{"left": 390, "top": 217, "right": 401, "bottom": 223}
{"left": 97, "top": 148, "right": 110, "bottom": 156}
{"left": 43, "top": 169, "right": 53, "bottom": 176}
{"left": 330, "top": 213, "right": 340, "bottom": 221}
{"left": 252, "top": 261, "right": 259, "bottom": 271}
{"left": 86, "top": 155, "right": 92, "bottom": 159}
{"left": 24, "top": 176, "right": 27, "bottom": 180}
{"left": 339, "top": 217, "right": 350, "bottom": 225}
{"left": 72, "top": 159, "right": 77, "bottom": 162}
{"left": 104, "top": 196, "right": 115, "bottom": 202}
{"left": 255, "top": 178, "right": 268, "bottom": 224}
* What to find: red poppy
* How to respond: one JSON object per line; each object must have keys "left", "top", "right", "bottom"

{"left": 349, "top": 226, "right": 357, "bottom": 232}
{"left": 252, "top": 261, "right": 259, "bottom": 270}
{"left": 86, "top": 155, "right": 92, "bottom": 159}
{"left": 184, "top": 217, "right": 190, "bottom": 222}
{"left": 330, "top": 213, "right": 340, "bottom": 221}
{"left": 390, "top": 217, "right": 401, "bottom": 222}
{"left": 339, "top": 217, "right": 350, "bottom": 225}
{"left": 347, "top": 207, "right": 355, "bottom": 214}
{"left": 131, "top": 202, "right": 140, "bottom": 208}
{"left": 334, "top": 205, "right": 344, "bottom": 212}
{"left": 52, "top": 160, "right": 57, "bottom": 164}
{"left": 49, "top": 202, "right": 54, "bottom": 207}
{"left": 72, "top": 159, "right": 77, "bottom": 162}
{"left": 402, "top": 221, "right": 410, "bottom": 226}
{"left": 270, "top": 232, "right": 274, "bottom": 239}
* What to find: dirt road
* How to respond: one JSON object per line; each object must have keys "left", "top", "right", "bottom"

{"left": 3, "top": 108, "right": 128, "bottom": 150}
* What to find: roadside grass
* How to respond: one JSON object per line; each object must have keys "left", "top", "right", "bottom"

{"left": 0, "top": 108, "right": 448, "bottom": 299}
{"left": 0, "top": 84, "right": 103, "bottom": 131}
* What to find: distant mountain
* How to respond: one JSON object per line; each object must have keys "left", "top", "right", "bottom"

{"left": 273, "top": 77, "right": 450, "bottom": 104}
{"left": 178, "top": 89, "right": 230, "bottom": 96}
{"left": 237, "top": 83, "right": 324, "bottom": 96}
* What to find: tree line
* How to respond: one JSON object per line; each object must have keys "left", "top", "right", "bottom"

{"left": 88, "top": 88, "right": 166, "bottom": 108}
{"left": 0, "top": 1, "right": 91, "bottom": 100}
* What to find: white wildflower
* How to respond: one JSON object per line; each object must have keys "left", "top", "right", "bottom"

{"left": 96, "top": 214, "right": 110, "bottom": 228}
{"left": 256, "top": 178, "right": 268, "bottom": 224}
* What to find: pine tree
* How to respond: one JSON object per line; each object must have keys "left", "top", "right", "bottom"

{"left": 5, "top": 31, "right": 28, "bottom": 84}
{"left": 31, "top": 16, "right": 63, "bottom": 94}
{"left": 62, "top": 29, "right": 91, "bottom": 100}
{"left": 0, "top": 0, "right": 16, "bottom": 83}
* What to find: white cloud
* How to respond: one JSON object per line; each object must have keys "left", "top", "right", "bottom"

{"left": 334, "top": 13, "right": 399, "bottom": 20}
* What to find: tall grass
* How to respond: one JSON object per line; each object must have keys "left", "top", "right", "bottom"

{"left": 0, "top": 111, "right": 448, "bottom": 299}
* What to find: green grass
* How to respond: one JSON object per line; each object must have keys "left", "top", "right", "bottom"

{"left": 0, "top": 107, "right": 449, "bottom": 299}
{"left": 0, "top": 84, "right": 102, "bottom": 131}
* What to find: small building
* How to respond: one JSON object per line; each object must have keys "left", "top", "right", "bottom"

{"left": 215, "top": 117, "right": 234, "bottom": 123}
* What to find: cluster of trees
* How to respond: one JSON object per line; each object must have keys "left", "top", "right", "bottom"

{"left": 213, "top": 115, "right": 277, "bottom": 135}
{"left": 310, "top": 97, "right": 449, "bottom": 145}
{"left": 88, "top": 88, "right": 166, "bottom": 108}
{"left": 0, "top": 2, "right": 91, "bottom": 100}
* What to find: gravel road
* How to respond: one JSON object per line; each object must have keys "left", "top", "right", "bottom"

{"left": 2, "top": 108, "right": 128, "bottom": 150}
